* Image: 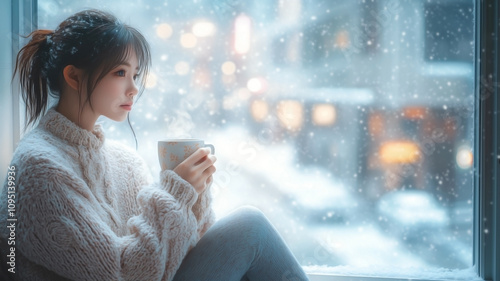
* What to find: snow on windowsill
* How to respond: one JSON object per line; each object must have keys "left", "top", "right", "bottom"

{"left": 304, "top": 265, "right": 482, "bottom": 281}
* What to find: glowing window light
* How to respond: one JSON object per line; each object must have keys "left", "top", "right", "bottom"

{"left": 234, "top": 14, "right": 251, "bottom": 54}
{"left": 403, "top": 107, "right": 427, "bottom": 120}
{"left": 379, "top": 141, "right": 421, "bottom": 164}
{"left": 312, "top": 104, "right": 336, "bottom": 126}
{"left": 335, "top": 30, "right": 350, "bottom": 50}
{"left": 456, "top": 146, "right": 473, "bottom": 169}
{"left": 276, "top": 100, "right": 304, "bottom": 132}
{"left": 221, "top": 61, "right": 236, "bottom": 75}
{"left": 250, "top": 100, "right": 269, "bottom": 122}
{"left": 192, "top": 21, "right": 216, "bottom": 37}
{"left": 156, "top": 23, "right": 173, "bottom": 39}
{"left": 180, "top": 33, "right": 197, "bottom": 48}
{"left": 247, "top": 77, "right": 267, "bottom": 93}
{"left": 247, "top": 78, "right": 263, "bottom": 92}
{"left": 175, "top": 61, "right": 190, "bottom": 75}
{"left": 369, "top": 112, "right": 384, "bottom": 137}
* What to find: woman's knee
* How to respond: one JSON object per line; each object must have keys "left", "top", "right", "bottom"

{"left": 215, "top": 205, "right": 273, "bottom": 242}
{"left": 229, "top": 206, "right": 270, "bottom": 229}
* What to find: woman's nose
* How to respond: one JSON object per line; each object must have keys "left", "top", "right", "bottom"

{"left": 128, "top": 80, "right": 139, "bottom": 97}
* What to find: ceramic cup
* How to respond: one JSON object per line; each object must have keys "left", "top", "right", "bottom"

{"left": 158, "top": 139, "right": 215, "bottom": 170}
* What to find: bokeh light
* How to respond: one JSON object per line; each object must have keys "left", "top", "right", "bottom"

{"left": 156, "top": 23, "right": 173, "bottom": 39}
{"left": 180, "top": 33, "right": 197, "bottom": 48}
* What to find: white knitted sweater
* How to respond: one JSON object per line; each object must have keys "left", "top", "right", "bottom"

{"left": 0, "top": 108, "right": 215, "bottom": 281}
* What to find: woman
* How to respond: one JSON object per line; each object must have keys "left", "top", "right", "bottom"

{"left": 0, "top": 9, "right": 308, "bottom": 281}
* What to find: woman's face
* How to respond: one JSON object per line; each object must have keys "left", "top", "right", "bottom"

{"left": 89, "top": 50, "right": 140, "bottom": 122}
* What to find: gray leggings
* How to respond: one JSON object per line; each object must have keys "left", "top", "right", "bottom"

{"left": 173, "top": 206, "right": 309, "bottom": 281}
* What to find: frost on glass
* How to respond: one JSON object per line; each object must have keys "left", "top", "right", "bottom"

{"left": 38, "top": 0, "right": 476, "bottom": 277}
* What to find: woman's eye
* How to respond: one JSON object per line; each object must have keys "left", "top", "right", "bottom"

{"left": 116, "top": 70, "right": 125, "bottom": 76}
{"left": 133, "top": 74, "right": 139, "bottom": 80}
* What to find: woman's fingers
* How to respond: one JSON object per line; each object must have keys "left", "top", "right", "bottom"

{"left": 186, "top": 148, "right": 216, "bottom": 172}
{"left": 190, "top": 166, "right": 216, "bottom": 193}
{"left": 206, "top": 175, "right": 214, "bottom": 186}
{"left": 184, "top": 147, "right": 211, "bottom": 166}
{"left": 173, "top": 147, "right": 216, "bottom": 194}
{"left": 202, "top": 164, "right": 217, "bottom": 178}
{"left": 196, "top": 156, "right": 216, "bottom": 189}
{"left": 197, "top": 154, "right": 217, "bottom": 171}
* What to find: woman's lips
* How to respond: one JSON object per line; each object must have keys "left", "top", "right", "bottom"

{"left": 120, "top": 104, "right": 132, "bottom": 111}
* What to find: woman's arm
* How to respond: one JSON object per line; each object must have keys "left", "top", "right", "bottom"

{"left": 11, "top": 157, "right": 200, "bottom": 281}
{"left": 171, "top": 147, "right": 217, "bottom": 238}
{"left": 113, "top": 141, "right": 216, "bottom": 240}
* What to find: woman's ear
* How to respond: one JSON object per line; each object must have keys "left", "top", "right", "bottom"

{"left": 62, "top": 65, "right": 83, "bottom": 91}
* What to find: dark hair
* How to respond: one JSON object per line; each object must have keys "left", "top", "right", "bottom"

{"left": 13, "top": 9, "right": 151, "bottom": 129}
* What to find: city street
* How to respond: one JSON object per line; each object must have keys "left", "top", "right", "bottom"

{"left": 206, "top": 126, "right": 471, "bottom": 270}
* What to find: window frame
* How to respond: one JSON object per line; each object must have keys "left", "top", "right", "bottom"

{"left": 11, "top": 0, "right": 36, "bottom": 144}
{"left": 474, "top": 1, "right": 499, "bottom": 281}
{"left": 4, "top": 0, "right": 498, "bottom": 280}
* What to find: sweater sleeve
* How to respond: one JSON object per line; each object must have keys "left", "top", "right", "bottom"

{"left": 192, "top": 185, "right": 216, "bottom": 238}
{"left": 130, "top": 146, "right": 215, "bottom": 239}
{"left": 11, "top": 156, "right": 202, "bottom": 281}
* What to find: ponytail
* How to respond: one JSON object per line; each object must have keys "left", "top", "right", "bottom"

{"left": 13, "top": 29, "right": 53, "bottom": 128}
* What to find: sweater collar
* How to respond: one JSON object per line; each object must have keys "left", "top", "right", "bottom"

{"left": 39, "top": 107, "right": 105, "bottom": 149}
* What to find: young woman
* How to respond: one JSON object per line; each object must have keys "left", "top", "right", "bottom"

{"left": 0, "top": 9, "right": 308, "bottom": 281}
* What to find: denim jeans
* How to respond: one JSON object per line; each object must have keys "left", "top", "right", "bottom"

{"left": 173, "top": 206, "right": 309, "bottom": 281}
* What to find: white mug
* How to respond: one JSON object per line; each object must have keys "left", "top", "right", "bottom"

{"left": 158, "top": 139, "right": 215, "bottom": 170}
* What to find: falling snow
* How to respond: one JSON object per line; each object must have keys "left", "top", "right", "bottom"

{"left": 38, "top": 0, "right": 476, "bottom": 277}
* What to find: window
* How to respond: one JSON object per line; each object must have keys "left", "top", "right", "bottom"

{"left": 3, "top": 0, "right": 498, "bottom": 280}
{"left": 424, "top": 1, "right": 474, "bottom": 62}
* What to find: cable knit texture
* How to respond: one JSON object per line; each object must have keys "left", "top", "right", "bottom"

{"left": 0, "top": 108, "right": 215, "bottom": 281}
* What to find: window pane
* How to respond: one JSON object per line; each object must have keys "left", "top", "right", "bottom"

{"left": 38, "top": 0, "right": 475, "bottom": 277}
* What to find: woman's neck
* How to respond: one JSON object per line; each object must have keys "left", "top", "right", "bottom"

{"left": 56, "top": 95, "right": 98, "bottom": 131}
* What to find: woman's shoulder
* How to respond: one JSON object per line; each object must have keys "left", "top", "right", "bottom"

{"left": 12, "top": 127, "right": 66, "bottom": 166}
{"left": 8, "top": 128, "right": 78, "bottom": 190}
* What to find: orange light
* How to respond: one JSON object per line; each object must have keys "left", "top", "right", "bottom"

{"left": 403, "top": 107, "right": 427, "bottom": 120}
{"left": 379, "top": 141, "right": 421, "bottom": 164}
{"left": 221, "top": 61, "right": 236, "bottom": 75}
{"left": 335, "top": 30, "right": 350, "bottom": 49}
{"left": 276, "top": 100, "right": 303, "bottom": 131}
{"left": 250, "top": 100, "right": 269, "bottom": 122}
{"left": 369, "top": 112, "right": 384, "bottom": 137}
{"left": 312, "top": 104, "right": 336, "bottom": 126}
{"left": 456, "top": 146, "right": 473, "bottom": 169}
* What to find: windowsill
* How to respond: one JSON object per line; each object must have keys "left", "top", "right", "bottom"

{"left": 304, "top": 266, "right": 482, "bottom": 281}
{"left": 420, "top": 62, "right": 473, "bottom": 77}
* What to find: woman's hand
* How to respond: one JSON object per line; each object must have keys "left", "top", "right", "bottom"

{"left": 173, "top": 148, "right": 217, "bottom": 194}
